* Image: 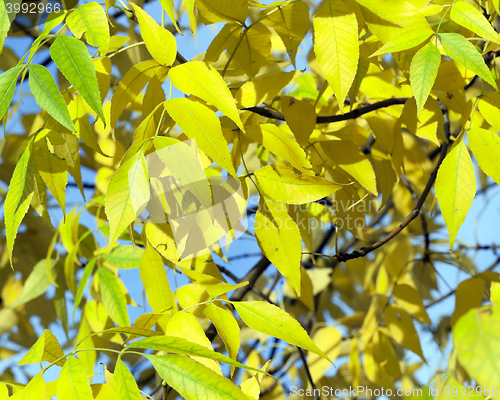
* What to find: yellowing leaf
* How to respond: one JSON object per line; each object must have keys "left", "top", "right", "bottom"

{"left": 0, "top": 65, "right": 24, "bottom": 119}
{"left": 255, "top": 198, "right": 301, "bottom": 295}
{"left": 468, "top": 128, "right": 500, "bottom": 185}
{"left": 203, "top": 303, "right": 240, "bottom": 375}
{"left": 113, "top": 359, "right": 141, "bottom": 400}
{"left": 450, "top": 1, "right": 499, "bottom": 43}
{"left": 67, "top": 2, "right": 110, "bottom": 55}
{"left": 16, "top": 372, "right": 46, "bottom": 400}
{"left": 451, "top": 278, "right": 484, "bottom": 326}
{"left": 104, "top": 149, "right": 150, "bottom": 249}
{"left": 280, "top": 96, "right": 317, "bottom": 146}
{"left": 164, "top": 98, "right": 237, "bottom": 177}
{"left": 106, "top": 246, "right": 144, "bottom": 269}
{"left": 244, "top": 124, "right": 312, "bottom": 172}
{"left": 384, "top": 305, "right": 425, "bottom": 360}
{"left": 233, "top": 301, "right": 331, "bottom": 362}
{"left": 206, "top": 282, "right": 248, "bottom": 298}
{"left": 320, "top": 140, "right": 378, "bottom": 195}
{"left": 57, "top": 357, "right": 94, "bottom": 400}
{"left": 99, "top": 267, "right": 130, "bottom": 327}
{"left": 260, "top": 1, "right": 310, "bottom": 66}
{"left": 410, "top": 42, "right": 441, "bottom": 117}
{"left": 313, "top": 0, "right": 359, "bottom": 105}
{"left": 19, "top": 329, "right": 65, "bottom": 367}
{"left": 478, "top": 92, "right": 500, "bottom": 132}
{"left": 438, "top": 33, "right": 497, "bottom": 89}
{"left": 129, "top": 335, "right": 262, "bottom": 373}
{"left": 453, "top": 308, "right": 500, "bottom": 388}
{"left": 371, "top": 29, "right": 432, "bottom": 57}
{"left": 10, "top": 259, "right": 56, "bottom": 307}
{"left": 254, "top": 164, "right": 341, "bottom": 204}
{"left": 130, "top": 3, "right": 176, "bottom": 66}
{"left": 110, "top": 60, "right": 168, "bottom": 129}
{"left": 158, "top": 0, "right": 181, "bottom": 33}
{"left": 169, "top": 61, "right": 244, "bottom": 130}
{"left": 196, "top": 0, "right": 248, "bottom": 24}
{"left": 436, "top": 141, "right": 476, "bottom": 250}
{"left": 140, "top": 243, "right": 174, "bottom": 312}
{"left": 4, "top": 143, "right": 35, "bottom": 264}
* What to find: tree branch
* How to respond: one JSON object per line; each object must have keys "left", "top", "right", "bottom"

{"left": 243, "top": 97, "right": 409, "bottom": 124}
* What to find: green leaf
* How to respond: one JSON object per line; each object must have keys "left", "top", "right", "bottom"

{"left": 435, "top": 141, "right": 476, "bottom": 250}
{"left": 453, "top": 308, "right": 500, "bottom": 388}
{"left": 450, "top": 1, "right": 499, "bottom": 43}
{"left": 140, "top": 243, "right": 174, "bottom": 312}
{"left": 255, "top": 198, "right": 301, "bottom": 295}
{"left": 4, "top": 142, "right": 35, "bottom": 265}
{"left": 0, "top": 65, "right": 24, "bottom": 119}
{"left": 50, "top": 35, "right": 106, "bottom": 124}
{"left": 313, "top": 0, "right": 359, "bottom": 106}
{"left": 203, "top": 303, "right": 240, "bottom": 376}
{"left": 113, "top": 359, "right": 142, "bottom": 400}
{"left": 254, "top": 164, "right": 342, "bottom": 204}
{"left": 164, "top": 98, "right": 237, "bottom": 177}
{"left": 168, "top": 61, "right": 244, "bottom": 131}
{"left": 130, "top": 3, "right": 177, "bottom": 66}
{"left": 371, "top": 29, "right": 433, "bottom": 57}
{"left": 104, "top": 149, "right": 150, "bottom": 250}
{"left": 468, "top": 128, "right": 500, "bottom": 186}
{"left": 28, "top": 65, "right": 76, "bottom": 132}
{"left": 67, "top": 2, "right": 110, "bottom": 55}
{"left": 146, "top": 354, "right": 251, "bottom": 400}
{"left": 438, "top": 33, "right": 497, "bottom": 89}
{"left": 18, "top": 329, "right": 65, "bottom": 367}
{"left": 10, "top": 259, "right": 57, "bottom": 307}
{"left": 57, "top": 357, "right": 94, "bottom": 400}
{"left": 410, "top": 42, "right": 441, "bottom": 117}
{"left": 127, "top": 335, "right": 263, "bottom": 373}
{"left": 106, "top": 246, "right": 144, "bottom": 269}
{"left": 232, "top": 301, "right": 332, "bottom": 362}
{"left": 98, "top": 267, "right": 130, "bottom": 327}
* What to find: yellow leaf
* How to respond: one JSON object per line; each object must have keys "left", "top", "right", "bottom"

{"left": 110, "top": 60, "right": 168, "bottom": 129}
{"left": 169, "top": 61, "right": 244, "bottom": 131}
{"left": 393, "top": 284, "right": 431, "bottom": 324}
{"left": 130, "top": 4, "right": 177, "bottom": 66}
{"left": 166, "top": 311, "right": 222, "bottom": 374}
{"left": 384, "top": 305, "right": 425, "bottom": 360}
{"left": 468, "top": 128, "right": 500, "bottom": 185}
{"left": 255, "top": 198, "right": 302, "bottom": 295}
{"left": 204, "top": 303, "right": 240, "bottom": 376}
{"left": 478, "top": 92, "right": 500, "bottom": 132}
{"left": 196, "top": 0, "right": 248, "bottom": 24}
{"left": 451, "top": 278, "right": 484, "bottom": 326}
{"left": 259, "top": 1, "right": 310, "bottom": 66}
{"left": 313, "top": 0, "right": 359, "bottom": 105}
{"left": 244, "top": 123, "right": 312, "bottom": 172}
{"left": 140, "top": 243, "right": 174, "bottom": 313}
{"left": 113, "top": 359, "right": 141, "bottom": 400}
{"left": 164, "top": 98, "right": 237, "bottom": 177}
{"left": 57, "top": 357, "right": 94, "bottom": 400}
{"left": 435, "top": 141, "right": 476, "bottom": 250}
{"left": 321, "top": 139, "right": 378, "bottom": 195}
{"left": 281, "top": 96, "right": 317, "bottom": 146}
{"left": 18, "top": 329, "right": 66, "bottom": 367}
{"left": 254, "top": 164, "right": 342, "bottom": 204}
{"left": 307, "top": 327, "right": 341, "bottom": 383}
{"left": 371, "top": 28, "right": 432, "bottom": 57}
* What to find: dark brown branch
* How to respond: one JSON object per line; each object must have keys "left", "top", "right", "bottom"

{"left": 243, "top": 97, "right": 409, "bottom": 124}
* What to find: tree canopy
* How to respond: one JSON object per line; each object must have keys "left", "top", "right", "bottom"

{"left": 1, "top": 0, "right": 500, "bottom": 398}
